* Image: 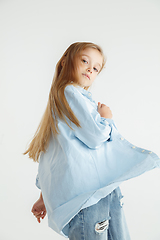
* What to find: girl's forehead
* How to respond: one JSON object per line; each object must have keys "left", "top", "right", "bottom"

{"left": 78, "top": 48, "right": 103, "bottom": 63}
{"left": 79, "top": 48, "right": 100, "bottom": 55}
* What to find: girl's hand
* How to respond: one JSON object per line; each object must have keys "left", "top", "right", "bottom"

{"left": 31, "top": 193, "right": 47, "bottom": 223}
{"left": 97, "top": 102, "right": 113, "bottom": 119}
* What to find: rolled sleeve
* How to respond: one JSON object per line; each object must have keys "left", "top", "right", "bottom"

{"left": 64, "top": 86, "right": 113, "bottom": 149}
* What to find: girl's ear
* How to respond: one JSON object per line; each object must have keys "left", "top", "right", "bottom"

{"left": 61, "top": 58, "right": 65, "bottom": 67}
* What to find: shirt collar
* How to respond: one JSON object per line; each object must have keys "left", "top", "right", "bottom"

{"left": 74, "top": 85, "right": 93, "bottom": 100}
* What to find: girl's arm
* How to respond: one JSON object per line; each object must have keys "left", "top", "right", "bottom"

{"left": 64, "top": 86, "right": 114, "bottom": 149}
{"left": 31, "top": 192, "right": 47, "bottom": 223}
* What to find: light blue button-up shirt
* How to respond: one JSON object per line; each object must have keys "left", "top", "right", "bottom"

{"left": 36, "top": 85, "right": 160, "bottom": 237}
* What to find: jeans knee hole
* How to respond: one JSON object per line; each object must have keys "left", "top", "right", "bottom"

{"left": 120, "top": 196, "right": 124, "bottom": 207}
{"left": 95, "top": 219, "right": 109, "bottom": 233}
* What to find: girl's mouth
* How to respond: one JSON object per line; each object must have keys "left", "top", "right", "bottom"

{"left": 82, "top": 73, "right": 90, "bottom": 80}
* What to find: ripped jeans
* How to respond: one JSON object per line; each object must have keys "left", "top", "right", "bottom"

{"left": 68, "top": 187, "right": 131, "bottom": 240}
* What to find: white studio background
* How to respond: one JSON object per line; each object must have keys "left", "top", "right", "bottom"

{"left": 0, "top": 0, "right": 160, "bottom": 239}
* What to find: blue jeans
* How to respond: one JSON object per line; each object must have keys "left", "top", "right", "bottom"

{"left": 68, "top": 187, "right": 131, "bottom": 240}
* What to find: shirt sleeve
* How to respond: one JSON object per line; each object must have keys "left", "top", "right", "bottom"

{"left": 64, "top": 86, "right": 114, "bottom": 149}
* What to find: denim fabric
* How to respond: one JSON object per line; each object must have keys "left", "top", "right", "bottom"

{"left": 68, "top": 187, "right": 130, "bottom": 240}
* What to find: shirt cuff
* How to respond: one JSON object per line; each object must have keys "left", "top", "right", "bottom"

{"left": 35, "top": 174, "right": 41, "bottom": 189}
{"left": 100, "top": 118, "right": 114, "bottom": 141}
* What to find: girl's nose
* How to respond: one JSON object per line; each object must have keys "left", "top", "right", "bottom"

{"left": 87, "top": 68, "right": 92, "bottom": 73}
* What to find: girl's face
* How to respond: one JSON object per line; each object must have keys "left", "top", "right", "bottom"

{"left": 75, "top": 48, "right": 103, "bottom": 88}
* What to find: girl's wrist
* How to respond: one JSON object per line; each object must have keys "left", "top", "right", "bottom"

{"left": 40, "top": 192, "right": 43, "bottom": 199}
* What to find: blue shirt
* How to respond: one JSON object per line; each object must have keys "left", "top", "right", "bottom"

{"left": 36, "top": 85, "right": 160, "bottom": 237}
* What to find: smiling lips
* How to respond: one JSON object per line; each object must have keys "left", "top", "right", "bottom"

{"left": 82, "top": 73, "right": 90, "bottom": 80}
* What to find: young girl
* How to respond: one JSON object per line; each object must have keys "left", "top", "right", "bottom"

{"left": 24, "top": 42, "right": 160, "bottom": 240}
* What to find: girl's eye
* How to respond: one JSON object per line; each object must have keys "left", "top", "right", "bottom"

{"left": 94, "top": 67, "right": 98, "bottom": 72}
{"left": 82, "top": 59, "right": 87, "bottom": 63}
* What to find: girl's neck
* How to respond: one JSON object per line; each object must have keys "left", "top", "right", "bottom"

{"left": 71, "top": 82, "right": 86, "bottom": 89}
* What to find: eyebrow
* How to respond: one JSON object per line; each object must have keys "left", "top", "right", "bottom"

{"left": 81, "top": 54, "right": 102, "bottom": 68}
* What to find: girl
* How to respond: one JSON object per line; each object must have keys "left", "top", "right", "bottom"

{"left": 24, "top": 42, "right": 160, "bottom": 240}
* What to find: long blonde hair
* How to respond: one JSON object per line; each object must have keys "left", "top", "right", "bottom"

{"left": 24, "top": 42, "right": 106, "bottom": 162}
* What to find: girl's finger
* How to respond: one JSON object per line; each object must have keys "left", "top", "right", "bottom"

{"left": 98, "top": 102, "right": 101, "bottom": 108}
{"left": 42, "top": 212, "right": 47, "bottom": 218}
{"left": 33, "top": 212, "right": 43, "bottom": 217}
{"left": 34, "top": 210, "right": 46, "bottom": 218}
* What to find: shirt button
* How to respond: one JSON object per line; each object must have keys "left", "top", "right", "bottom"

{"left": 132, "top": 146, "right": 136, "bottom": 149}
{"left": 120, "top": 137, "right": 124, "bottom": 140}
{"left": 142, "top": 150, "right": 145, "bottom": 152}
{"left": 104, "top": 120, "right": 109, "bottom": 124}
{"left": 149, "top": 151, "right": 152, "bottom": 154}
